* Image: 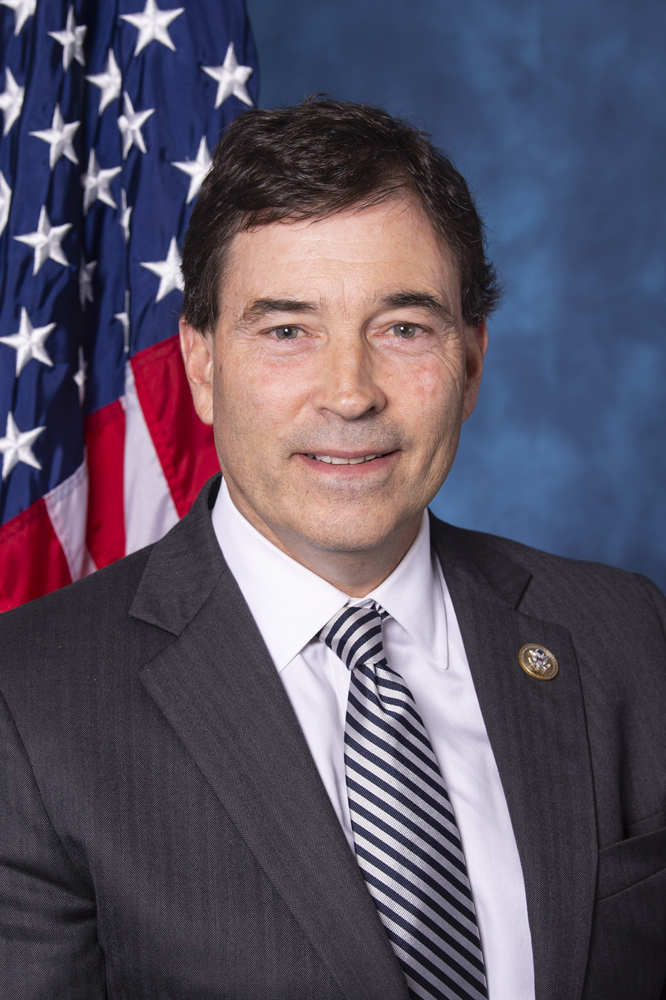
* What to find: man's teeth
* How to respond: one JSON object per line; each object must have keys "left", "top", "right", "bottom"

{"left": 306, "top": 454, "right": 380, "bottom": 465}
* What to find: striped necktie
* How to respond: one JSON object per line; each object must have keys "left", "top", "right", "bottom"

{"left": 319, "top": 603, "right": 488, "bottom": 1000}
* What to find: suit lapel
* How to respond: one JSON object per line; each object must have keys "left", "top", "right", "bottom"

{"left": 430, "top": 516, "right": 598, "bottom": 1000}
{"left": 131, "top": 478, "right": 409, "bottom": 1000}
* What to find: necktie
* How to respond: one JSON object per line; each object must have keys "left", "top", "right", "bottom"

{"left": 319, "top": 603, "right": 488, "bottom": 1000}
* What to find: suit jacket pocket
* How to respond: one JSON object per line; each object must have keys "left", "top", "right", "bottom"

{"left": 596, "top": 825, "right": 666, "bottom": 900}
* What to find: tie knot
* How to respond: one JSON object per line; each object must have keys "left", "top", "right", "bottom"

{"left": 319, "top": 602, "right": 390, "bottom": 672}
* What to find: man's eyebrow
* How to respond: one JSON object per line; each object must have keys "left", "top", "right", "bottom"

{"left": 238, "top": 292, "right": 455, "bottom": 325}
{"left": 380, "top": 291, "right": 454, "bottom": 322}
{"left": 240, "top": 298, "right": 319, "bottom": 323}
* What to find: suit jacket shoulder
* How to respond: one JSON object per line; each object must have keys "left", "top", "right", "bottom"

{"left": 431, "top": 513, "right": 664, "bottom": 617}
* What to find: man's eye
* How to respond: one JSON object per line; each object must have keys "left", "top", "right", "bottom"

{"left": 274, "top": 326, "right": 300, "bottom": 340}
{"left": 392, "top": 323, "right": 418, "bottom": 339}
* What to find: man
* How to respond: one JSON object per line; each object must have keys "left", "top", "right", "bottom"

{"left": 1, "top": 99, "right": 665, "bottom": 1000}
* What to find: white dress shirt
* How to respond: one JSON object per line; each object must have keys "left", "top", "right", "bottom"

{"left": 212, "top": 479, "right": 535, "bottom": 1000}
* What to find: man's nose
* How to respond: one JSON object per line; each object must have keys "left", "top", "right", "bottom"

{"left": 310, "top": 334, "right": 386, "bottom": 420}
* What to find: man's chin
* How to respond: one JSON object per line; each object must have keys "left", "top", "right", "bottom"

{"left": 277, "top": 502, "right": 419, "bottom": 556}
{"left": 291, "top": 466, "right": 402, "bottom": 508}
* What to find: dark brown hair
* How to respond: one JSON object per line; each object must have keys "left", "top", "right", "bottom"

{"left": 181, "top": 98, "right": 500, "bottom": 331}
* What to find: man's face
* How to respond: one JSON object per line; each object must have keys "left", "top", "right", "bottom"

{"left": 181, "top": 195, "right": 487, "bottom": 557}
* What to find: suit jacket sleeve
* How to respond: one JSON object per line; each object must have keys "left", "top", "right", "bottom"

{"left": 0, "top": 689, "right": 106, "bottom": 998}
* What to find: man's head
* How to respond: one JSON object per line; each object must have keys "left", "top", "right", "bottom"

{"left": 180, "top": 99, "right": 499, "bottom": 591}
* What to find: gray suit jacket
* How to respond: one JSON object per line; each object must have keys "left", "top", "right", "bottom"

{"left": 1, "top": 474, "right": 665, "bottom": 1000}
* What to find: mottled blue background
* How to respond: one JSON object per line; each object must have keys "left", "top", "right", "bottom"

{"left": 245, "top": 0, "right": 666, "bottom": 588}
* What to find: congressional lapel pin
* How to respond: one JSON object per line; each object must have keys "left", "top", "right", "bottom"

{"left": 519, "top": 643, "right": 559, "bottom": 680}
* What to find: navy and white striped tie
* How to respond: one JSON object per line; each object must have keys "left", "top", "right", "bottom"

{"left": 319, "top": 603, "right": 488, "bottom": 1000}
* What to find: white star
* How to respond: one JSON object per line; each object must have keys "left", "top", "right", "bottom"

{"left": 117, "top": 91, "right": 154, "bottom": 159}
{"left": 202, "top": 42, "right": 253, "bottom": 110}
{"left": 81, "top": 148, "right": 121, "bottom": 214}
{"left": 141, "top": 237, "right": 183, "bottom": 303}
{"left": 0, "top": 171, "right": 11, "bottom": 236}
{"left": 114, "top": 290, "right": 130, "bottom": 353}
{"left": 86, "top": 49, "right": 122, "bottom": 115}
{"left": 0, "top": 67, "right": 25, "bottom": 136}
{"left": 171, "top": 135, "right": 211, "bottom": 204}
{"left": 119, "top": 188, "right": 132, "bottom": 243}
{"left": 0, "top": 0, "right": 36, "bottom": 36}
{"left": 73, "top": 345, "right": 87, "bottom": 405}
{"left": 0, "top": 412, "right": 44, "bottom": 479}
{"left": 120, "top": 0, "right": 184, "bottom": 56}
{"left": 14, "top": 205, "right": 71, "bottom": 275}
{"left": 48, "top": 6, "right": 87, "bottom": 71}
{"left": 0, "top": 307, "right": 55, "bottom": 376}
{"left": 79, "top": 254, "right": 96, "bottom": 310}
{"left": 29, "top": 103, "right": 79, "bottom": 170}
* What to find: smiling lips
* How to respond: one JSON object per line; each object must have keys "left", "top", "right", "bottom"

{"left": 305, "top": 453, "right": 384, "bottom": 465}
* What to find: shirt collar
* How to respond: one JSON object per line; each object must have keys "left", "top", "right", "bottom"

{"left": 367, "top": 510, "right": 446, "bottom": 668}
{"left": 211, "top": 478, "right": 445, "bottom": 672}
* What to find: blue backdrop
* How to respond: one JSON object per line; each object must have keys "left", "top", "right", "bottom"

{"left": 244, "top": 0, "right": 666, "bottom": 589}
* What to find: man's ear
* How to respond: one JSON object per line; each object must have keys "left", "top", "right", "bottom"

{"left": 461, "top": 318, "right": 488, "bottom": 422}
{"left": 179, "top": 317, "right": 214, "bottom": 426}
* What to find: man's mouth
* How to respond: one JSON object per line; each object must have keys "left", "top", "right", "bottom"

{"left": 304, "top": 454, "right": 383, "bottom": 465}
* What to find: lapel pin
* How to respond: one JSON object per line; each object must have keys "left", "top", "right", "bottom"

{"left": 519, "top": 644, "right": 559, "bottom": 680}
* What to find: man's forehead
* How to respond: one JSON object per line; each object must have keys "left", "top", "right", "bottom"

{"left": 222, "top": 198, "right": 461, "bottom": 316}
{"left": 229, "top": 195, "right": 453, "bottom": 265}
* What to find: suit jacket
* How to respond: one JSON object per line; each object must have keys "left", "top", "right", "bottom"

{"left": 1, "top": 474, "right": 665, "bottom": 1000}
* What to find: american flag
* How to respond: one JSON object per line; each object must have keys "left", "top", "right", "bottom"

{"left": 0, "top": 0, "right": 257, "bottom": 610}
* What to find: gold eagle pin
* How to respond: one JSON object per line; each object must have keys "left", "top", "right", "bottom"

{"left": 519, "top": 644, "right": 558, "bottom": 680}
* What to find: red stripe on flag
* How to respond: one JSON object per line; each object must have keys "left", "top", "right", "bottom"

{"left": 85, "top": 400, "right": 126, "bottom": 568}
{"left": 0, "top": 499, "right": 72, "bottom": 612}
{"left": 131, "top": 335, "right": 219, "bottom": 519}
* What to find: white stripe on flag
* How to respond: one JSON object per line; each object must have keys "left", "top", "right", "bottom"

{"left": 44, "top": 460, "right": 96, "bottom": 582}
{"left": 124, "top": 360, "right": 178, "bottom": 555}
